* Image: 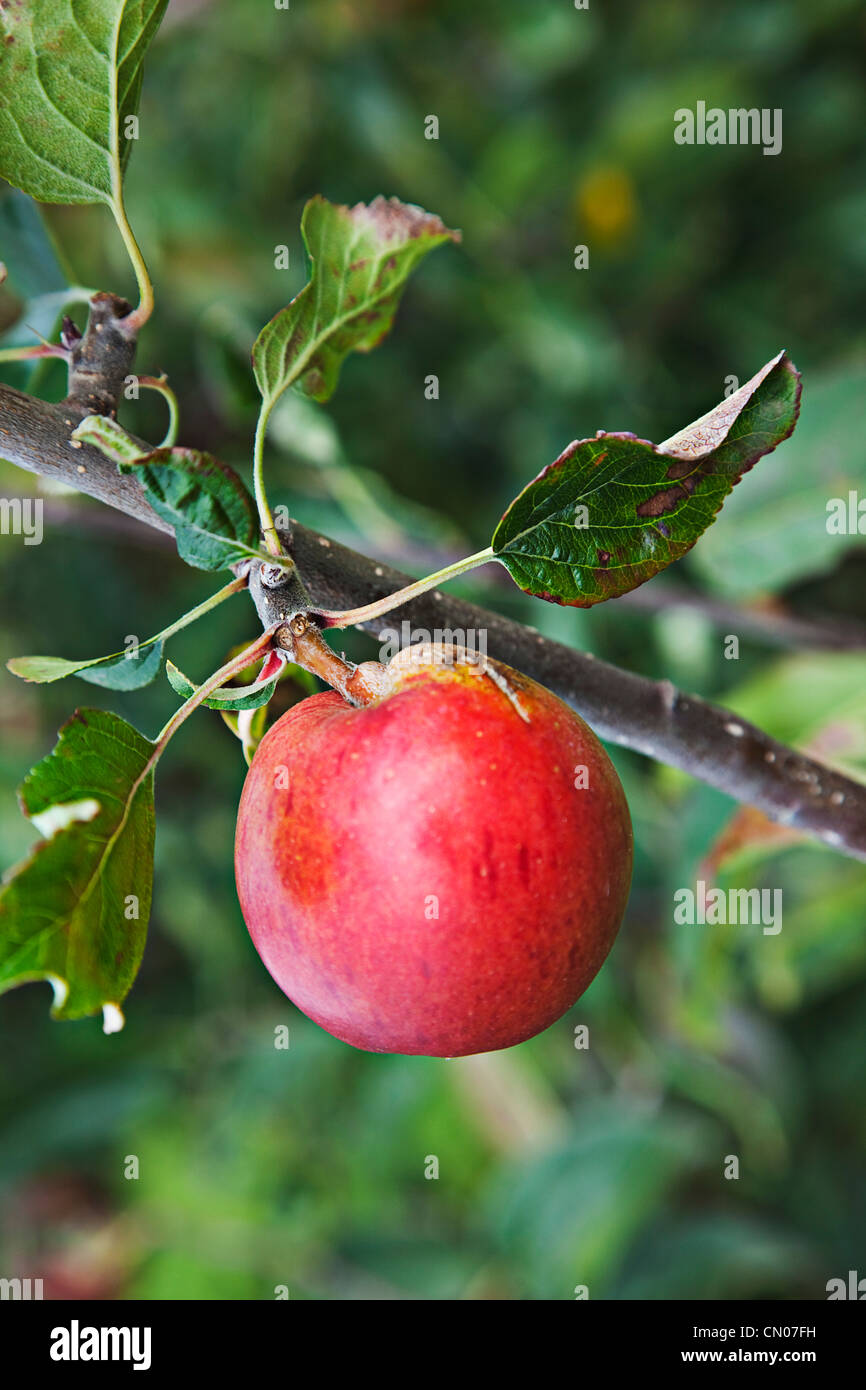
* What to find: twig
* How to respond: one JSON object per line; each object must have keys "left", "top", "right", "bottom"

{"left": 65, "top": 294, "right": 138, "bottom": 417}
{"left": 1, "top": 378, "right": 864, "bottom": 862}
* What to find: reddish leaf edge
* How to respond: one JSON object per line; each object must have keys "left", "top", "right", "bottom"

{"left": 494, "top": 353, "right": 802, "bottom": 609}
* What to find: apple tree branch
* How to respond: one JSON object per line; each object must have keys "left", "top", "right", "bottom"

{"left": 0, "top": 301, "right": 863, "bottom": 863}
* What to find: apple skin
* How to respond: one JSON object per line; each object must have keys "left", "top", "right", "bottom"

{"left": 235, "top": 643, "right": 632, "bottom": 1056}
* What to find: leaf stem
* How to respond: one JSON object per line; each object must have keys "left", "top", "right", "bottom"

{"left": 152, "top": 573, "right": 248, "bottom": 646}
{"left": 0, "top": 344, "right": 69, "bottom": 365}
{"left": 315, "top": 547, "right": 497, "bottom": 629}
{"left": 137, "top": 375, "right": 179, "bottom": 446}
{"left": 252, "top": 402, "right": 283, "bottom": 559}
{"left": 6, "top": 575, "right": 248, "bottom": 683}
{"left": 111, "top": 195, "right": 154, "bottom": 333}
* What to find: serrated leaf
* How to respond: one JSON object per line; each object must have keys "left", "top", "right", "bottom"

{"left": 492, "top": 351, "right": 801, "bottom": 606}
{"left": 253, "top": 195, "right": 459, "bottom": 410}
{"left": 117, "top": 447, "right": 258, "bottom": 570}
{"left": 0, "top": 708, "right": 156, "bottom": 1022}
{"left": 165, "top": 657, "right": 280, "bottom": 711}
{"left": 0, "top": 0, "right": 168, "bottom": 207}
{"left": 9, "top": 639, "right": 164, "bottom": 690}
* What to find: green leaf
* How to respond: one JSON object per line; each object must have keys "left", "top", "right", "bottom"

{"left": 165, "top": 658, "right": 280, "bottom": 711}
{"left": 8, "top": 639, "right": 164, "bottom": 689}
{"left": 253, "top": 195, "right": 459, "bottom": 411}
{"left": 70, "top": 412, "right": 144, "bottom": 465}
{"left": 0, "top": 0, "right": 168, "bottom": 207}
{"left": 0, "top": 708, "right": 156, "bottom": 1023}
{"left": 7, "top": 574, "right": 244, "bottom": 688}
{"left": 120, "top": 448, "right": 259, "bottom": 569}
{"left": 70, "top": 419, "right": 259, "bottom": 570}
{"left": 492, "top": 351, "right": 801, "bottom": 606}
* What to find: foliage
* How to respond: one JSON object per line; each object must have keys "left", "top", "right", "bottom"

{"left": 493, "top": 351, "right": 800, "bottom": 604}
{"left": 0, "top": 709, "right": 155, "bottom": 1021}
{"left": 0, "top": 0, "right": 864, "bottom": 1302}
{"left": 0, "top": 0, "right": 167, "bottom": 206}
{"left": 253, "top": 195, "right": 459, "bottom": 411}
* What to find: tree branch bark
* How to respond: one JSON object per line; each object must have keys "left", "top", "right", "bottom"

{"left": 2, "top": 376, "right": 864, "bottom": 863}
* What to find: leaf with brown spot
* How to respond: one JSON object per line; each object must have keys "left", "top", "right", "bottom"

{"left": 253, "top": 195, "right": 460, "bottom": 412}
{"left": 492, "top": 352, "right": 801, "bottom": 606}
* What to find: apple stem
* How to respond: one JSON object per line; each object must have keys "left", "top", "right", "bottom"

{"left": 313, "top": 547, "right": 497, "bottom": 629}
{"left": 280, "top": 615, "right": 389, "bottom": 706}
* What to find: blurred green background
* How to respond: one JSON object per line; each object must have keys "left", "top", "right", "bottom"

{"left": 1, "top": 0, "right": 865, "bottom": 1300}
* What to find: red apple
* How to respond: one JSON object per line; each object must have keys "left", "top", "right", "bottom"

{"left": 235, "top": 642, "right": 632, "bottom": 1056}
